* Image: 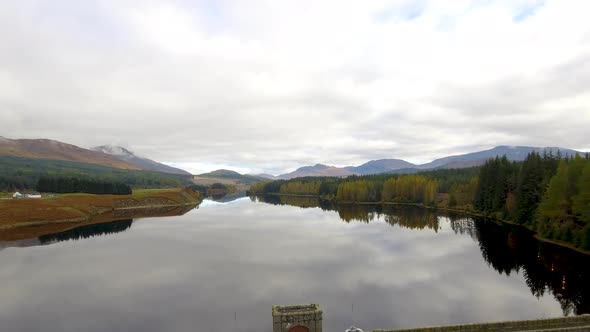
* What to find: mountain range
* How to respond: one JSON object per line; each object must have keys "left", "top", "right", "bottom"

{"left": 0, "top": 136, "right": 190, "bottom": 175}
{"left": 1, "top": 137, "right": 585, "bottom": 181}
{"left": 271, "top": 145, "right": 583, "bottom": 179}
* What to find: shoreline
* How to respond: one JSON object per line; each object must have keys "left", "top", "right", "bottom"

{"left": 0, "top": 188, "right": 202, "bottom": 241}
{"left": 252, "top": 192, "right": 590, "bottom": 256}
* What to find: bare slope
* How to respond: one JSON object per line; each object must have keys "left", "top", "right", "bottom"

{"left": 92, "top": 145, "right": 190, "bottom": 175}
{"left": 0, "top": 137, "right": 140, "bottom": 170}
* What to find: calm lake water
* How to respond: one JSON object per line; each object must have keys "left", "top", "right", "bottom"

{"left": 1, "top": 196, "right": 590, "bottom": 332}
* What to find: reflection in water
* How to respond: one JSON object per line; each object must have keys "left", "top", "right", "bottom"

{"left": 473, "top": 219, "right": 590, "bottom": 316}
{"left": 113, "top": 204, "right": 195, "bottom": 218}
{"left": 38, "top": 219, "right": 133, "bottom": 245}
{"left": 2, "top": 196, "right": 590, "bottom": 331}
{"left": 254, "top": 194, "right": 590, "bottom": 316}
{"left": 210, "top": 192, "right": 247, "bottom": 203}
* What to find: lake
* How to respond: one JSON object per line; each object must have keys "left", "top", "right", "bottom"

{"left": 1, "top": 196, "right": 589, "bottom": 332}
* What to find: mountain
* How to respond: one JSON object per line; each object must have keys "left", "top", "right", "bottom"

{"left": 195, "top": 169, "right": 265, "bottom": 185}
{"left": 0, "top": 137, "right": 140, "bottom": 170}
{"left": 251, "top": 173, "right": 279, "bottom": 180}
{"left": 0, "top": 156, "right": 192, "bottom": 191}
{"left": 278, "top": 164, "right": 355, "bottom": 179}
{"left": 276, "top": 146, "right": 585, "bottom": 179}
{"left": 92, "top": 145, "right": 190, "bottom": 175}
{"left": 418, "top": 146, "right": 582, "bottom": 170}
{"left": 344, "top": 159, "right": 417, "bottom": 175}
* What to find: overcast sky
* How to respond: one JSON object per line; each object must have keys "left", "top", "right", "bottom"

{"left": 1, "top": 0, "right": 589, "bottom": 175}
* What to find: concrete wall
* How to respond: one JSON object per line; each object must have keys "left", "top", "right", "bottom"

{"left": 272, "top": 304, "right": 322, "bottom": 332}
{"left": 372, "top": 314, "right": 590, "bottom": 332}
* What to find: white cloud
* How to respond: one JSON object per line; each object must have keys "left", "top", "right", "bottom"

{"left": 0, "top": 0, "right": 589, "bottom": 174}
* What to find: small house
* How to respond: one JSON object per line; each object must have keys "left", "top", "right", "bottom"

{"left": 13, "top": 192, "right": 23, "bottom": 198}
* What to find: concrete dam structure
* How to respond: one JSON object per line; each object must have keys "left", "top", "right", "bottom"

{"left": 272, "top": 304, "right": 590, "bottom": 332}
{"left": 272, "top": 304, "right": 323, "bottom": 332}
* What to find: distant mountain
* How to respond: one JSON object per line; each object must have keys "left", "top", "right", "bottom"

{"left": 344, "top": 159, "right": 417, "bottom": 175}
{"left": 0, "top": 137, "right": 140, "bottom": 170}
{"left": 418, "top": 146, "right": 582, "bottom": 170}
{"left": 251, "top": 173, "right": 279, "bottom": 180}
{"left": 195, "top": 169, "right": 265, "bottom": 185}
{"left": 92, "top": 145, "right": 190, "bottom": 175}
{"left": 276, "top": 145, "right": 585, "bottom": 179}
{"left": 278, "top": 164, "right": 355, "bottom": 179}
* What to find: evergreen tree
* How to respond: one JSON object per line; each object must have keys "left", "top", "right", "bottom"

{"left": 516, "top": 153, "right": 545, "bottom": 225}
{"left": 537, "top": 160, "right": 570, "bottom": 232}
{"left": 572, "top": 163, "right": 590, "bottom": 223}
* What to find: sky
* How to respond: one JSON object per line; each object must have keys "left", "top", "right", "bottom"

{"left": 1, "top": 0, "right": 589, "bottom": 175}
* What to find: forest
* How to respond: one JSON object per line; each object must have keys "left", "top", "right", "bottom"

{"left": 36, "top": 176, "right": 132, "bottom": 195}
{"left": 249, "top": 152, "right": 590, "bottom": 250}
{"left": 248, "top": 167, "right": 481, "bottom": 207}
{"left": 0, "top": 156, "right": 192, "bottom": 191}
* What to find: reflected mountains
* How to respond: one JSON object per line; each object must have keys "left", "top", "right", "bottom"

{"left": 253, "top": 194, "right": 590, "bottom": 316}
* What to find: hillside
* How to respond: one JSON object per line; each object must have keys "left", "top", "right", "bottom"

{"left": 0, "top": 188, "right": 202, "bottom": 241}
{"left": 0, "top": 156, "right": 192, "bottom": 191}
{"left": 196, "top": 169, "right": 264, "bottom": 184}
{"left": 0, "top": 137, "right": 140, "bottom": 170}
{"left": 92, "top": 145, "right": 190, "bottom": 175}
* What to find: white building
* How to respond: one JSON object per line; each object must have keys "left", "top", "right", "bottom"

{"left": 13, "top": 192, "right": 23, "bottom": 198}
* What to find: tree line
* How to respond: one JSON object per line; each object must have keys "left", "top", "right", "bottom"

{"left": 37, "top": 176, "right": 132, "bottom": 195}
{"left": 474, "top": 152, "right": 590, "bottom": 249}
{"left": 249, "top": 173, "right": 446, "bottom": 206}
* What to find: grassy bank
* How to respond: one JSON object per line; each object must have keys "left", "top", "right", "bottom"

{"left": 0, "top": 188, "right": 202, "bottom": 240}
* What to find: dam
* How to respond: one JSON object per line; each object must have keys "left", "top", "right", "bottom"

{"left": 272, "top": 305, "right": 590, "bottom": 332}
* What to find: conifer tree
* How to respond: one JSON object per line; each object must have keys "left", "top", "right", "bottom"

{"left": 572, "top": 163, "right": 590, "bottom": 223}
{"left": 516, "top": 153, "right": 545, "bottom": 225}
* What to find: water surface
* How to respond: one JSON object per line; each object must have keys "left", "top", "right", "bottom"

{"left": 1, "top": 196, "right": 589, "bottom": 332}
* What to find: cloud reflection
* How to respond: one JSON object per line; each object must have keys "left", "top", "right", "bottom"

{"left": 0, "top": 198, "right": 578, "bottom": 331}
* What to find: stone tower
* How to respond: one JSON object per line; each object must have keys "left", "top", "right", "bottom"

{"left": 272, "top": 304, "right": 323, "bottom": 332}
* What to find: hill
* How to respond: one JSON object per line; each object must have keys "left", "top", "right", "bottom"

{"left": 197, "top": 169, "right": 265, "bottom": 183}
{"left": 0, "top": 137, "right": 140, "bottom": 170}
{"left": 278, "top": 164, "right": 355, "bottom": 179}
{"left": 92, "top": 145, "right": 190, "bottom": 175}
{"left": 192, "top": 169, "right": 265, "bottom": 191}
{"left": 0, "top": 156, "right": 192, "bottom": 191}
{"left": 344, "top": 159, "right": 417, "bottom": 175}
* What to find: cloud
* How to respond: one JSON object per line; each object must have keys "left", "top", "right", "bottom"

{"left": 0, "top": 0, "right": 589, "bottom": 174}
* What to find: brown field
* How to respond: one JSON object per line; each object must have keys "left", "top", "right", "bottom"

{"left": 0, "top": 188, "right": 202, "bottom": 241}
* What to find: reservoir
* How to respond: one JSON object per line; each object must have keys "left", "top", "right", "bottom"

{"left": 1, "top": 196, "right": 589, "bottom": 331}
